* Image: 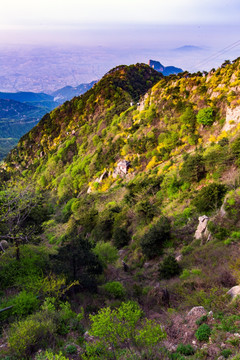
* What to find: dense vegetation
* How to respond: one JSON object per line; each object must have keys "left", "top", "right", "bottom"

{"left": 1, "top": 59, "right": 240, "bottom": 359}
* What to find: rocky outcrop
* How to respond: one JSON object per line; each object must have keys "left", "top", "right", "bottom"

{"left": 148, "top": 60, "right": 183, "bottom": 76}
{"left": 194, "top": 215, "right": 211, "bottom": 243}
{"left": 222, "top": 105, "right": 240, "bottom": 132}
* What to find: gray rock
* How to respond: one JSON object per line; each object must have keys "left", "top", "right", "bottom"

{"left": 0, "top": 240, "right": 9, "bottom": 251}
{"left": 194, "top": 215, "right": 211, "bottom": 243}
{"left": 227, "top": 285, "right": 240, "bottom": 299}
{"left": 175, "top": 254, "right": 182, "bottom": 262}
{"left": 187, "top": 306, "right": 207, "bottom": 317}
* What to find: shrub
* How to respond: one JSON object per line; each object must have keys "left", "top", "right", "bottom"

{"left": 231, "top": 354, "right": 240, "bottom": 360}
{"left": 87, "top": 301, "right": 166, "bottom": 357}
{"left": 8, "top": 310, "right": 56, "bottom": 358}
{"left": 218, "top": 137, "right": 229, "bottom": 147}
{"left": 218, "top": 269, "right": 237, "bottom": 287}
{"left": 140, "top": 216, "right": 171, "bottom": 259}
{"left": 57, "top": 301, "right": 77, "bottom": 335}
{"left": 159, "top": 255, "right": 181, "bottom": 279}
{"left": 181, "top": 245, "right": 194, "bottom": 255}
{"left": 93, "top": 241, "right": 118, "bottom": 267}
{"left": 176, "top": 343, "right": 195, "bottom": 356}
{"left": 102, "top": 281, "right": 126, "bottom": 299}
{"left": 197, "top": 107, "right": 214, "bottom": 126}
{"left": 180, "top": 107, "right": 196, "bottom": 129}
{"left": 221, "top": 349, "right": 232, "bottom": 359}
{"left": 196, "top": 315, "right": 208, "bottom": 326}
{"left": 179, "top": 154, "right": 205, "bottom": 183}
{"left": 193, "top": 183, "right": 227, "bottom": 213}
{"left": 231, "top": 136, "right": 240, "bottom": 166}
{"left": 216, "top": 314, "right": 240, "bottom": 333}
{"left": 195, "top": 323, "right": 211, "bottom": 341}
{"left": 35, "top": 350, "right": 68, "bottom": 360}
{"left": 112, "top": 227, "right": 131, "bottom": 249}
{"left": 12, "top": 291, "right": 39, "bottom": 318}
{"left": 136, "top": 200, "right": 156, "bottom": 221}
{"left": 66, "top": 344, "right": 77, "bottom": 354}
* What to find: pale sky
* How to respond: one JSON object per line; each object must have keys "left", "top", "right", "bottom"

{"left": 0, "top": 0, "right": 239, "bottom": 30}
{"left": 0, "top": 0, "right": 239, "bottom": 91}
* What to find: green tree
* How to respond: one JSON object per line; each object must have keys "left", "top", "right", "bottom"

{"left": 159, "top": 255, "right": 181, "bottom": 279}
{"left": 51, "top": 235, "right": 102, "bottom": 291}
{"left": 140, "top": 216, "right": 171, "bottom": 259}
{"left": 196, "top": 107, "right": 214, "bottom": 126}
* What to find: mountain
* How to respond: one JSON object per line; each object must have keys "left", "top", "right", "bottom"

{"left": 0, "top": 82, "right": 96, "bottom": 160}
{"left": 174, "top": 45, "right": 203, "bottom": 52}
{"left": 148, "top": 59, "right": 183, "bottom": 75}
{"left": 51, "top": 80, "right": 98, "bottom": 104}
{"left": 0, "top": 91, "right": 53, "bottom": 103}
{"left": 2, "top": 59, "right": 240, "bottom": 359}
{"left": 0, "top": 96, "right": 57, "bottom": 160}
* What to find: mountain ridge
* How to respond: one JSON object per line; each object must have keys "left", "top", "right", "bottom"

{"left": 2, "top": 58, "right": 240, "bottom": 359}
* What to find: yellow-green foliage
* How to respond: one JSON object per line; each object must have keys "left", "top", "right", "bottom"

{"left": 8, "top": 310, "right": 56, "bottom": 358}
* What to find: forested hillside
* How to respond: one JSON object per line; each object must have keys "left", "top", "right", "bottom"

{"left": 1, "top": 59, "right": 240, "bottom": 359}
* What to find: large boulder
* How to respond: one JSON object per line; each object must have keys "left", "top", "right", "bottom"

{"left": 227, "top": 285, "right": 240, "bottom": 299}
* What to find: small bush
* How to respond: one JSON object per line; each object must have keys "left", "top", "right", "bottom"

{"left": 140, "top": 216, "right": 171, "bottom": 259}
{"left": 93, "top": 241, "right": 118, "bottom": 267}
{"left": 221, "top": 349, "right": 232, "bottom": 359}
{"left": 8, "top": 310, "right": 56, "bottom": 358}
{"left": 102, "top": 281, "right": 126, "bottom": 299}
{"left": 218, "top": 270, "right": 237, "bottom": 288}
{"left": 179, "top": 154, "right": 205, "bottom": 183}
{"left": 193, "top": 183, "right": 227, "bottom": 213}
{"left": 181, "top": 245, "right": 194, "bottom": 255}
{"left": 159, "top": 255, "right": 181, "bottom": 279}
{"left": 35, "top": 350, "right": 68, "bottom": 360}
{"left": 12, "top": 291, "right": 39, "bottom": 318}
{"left": 66, "top": 344, "right": 77, "bottom": 354}
{"left": 112, "top": 227, "right": 131, "bottom": 249}
{"left": 216, "top": 314, "right": 240, "bottom": 333}
{"left": 231, "top": 354, "right": 240, "bottom": 360}
{"left": 195, "top": 323, "right": 211, "bottom": 341}
{"left": 196, "top": 315, "right": 208, "bottom": 326}
{"left": 176, "top": 343, "right": 195, "bottom": 356}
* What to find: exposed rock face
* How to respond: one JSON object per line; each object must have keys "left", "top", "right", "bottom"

{"left": 222, "top": 105, "right": 240, "bottom": 132}
{"left": 227, "top": 285, "right": 240, "bottom": 299}
{"left": 194, "top": 215, "right": 211, "bottom": 243}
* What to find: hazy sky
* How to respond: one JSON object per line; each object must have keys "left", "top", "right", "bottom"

{"left": 0, "top": 0, "right": 240, "bottom": 30}
{"left": 0, "top": 0, "right": 239, "bottom": 91}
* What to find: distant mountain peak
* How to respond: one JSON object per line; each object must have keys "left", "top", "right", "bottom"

{"left": 148, "top": 60, "right": 183, "bottom": 76}
{"left": 174, "top": 45, "right": 203, "bottom": 52}
{"left": 148, "top": 60, "right": 164, "bottom": 72}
